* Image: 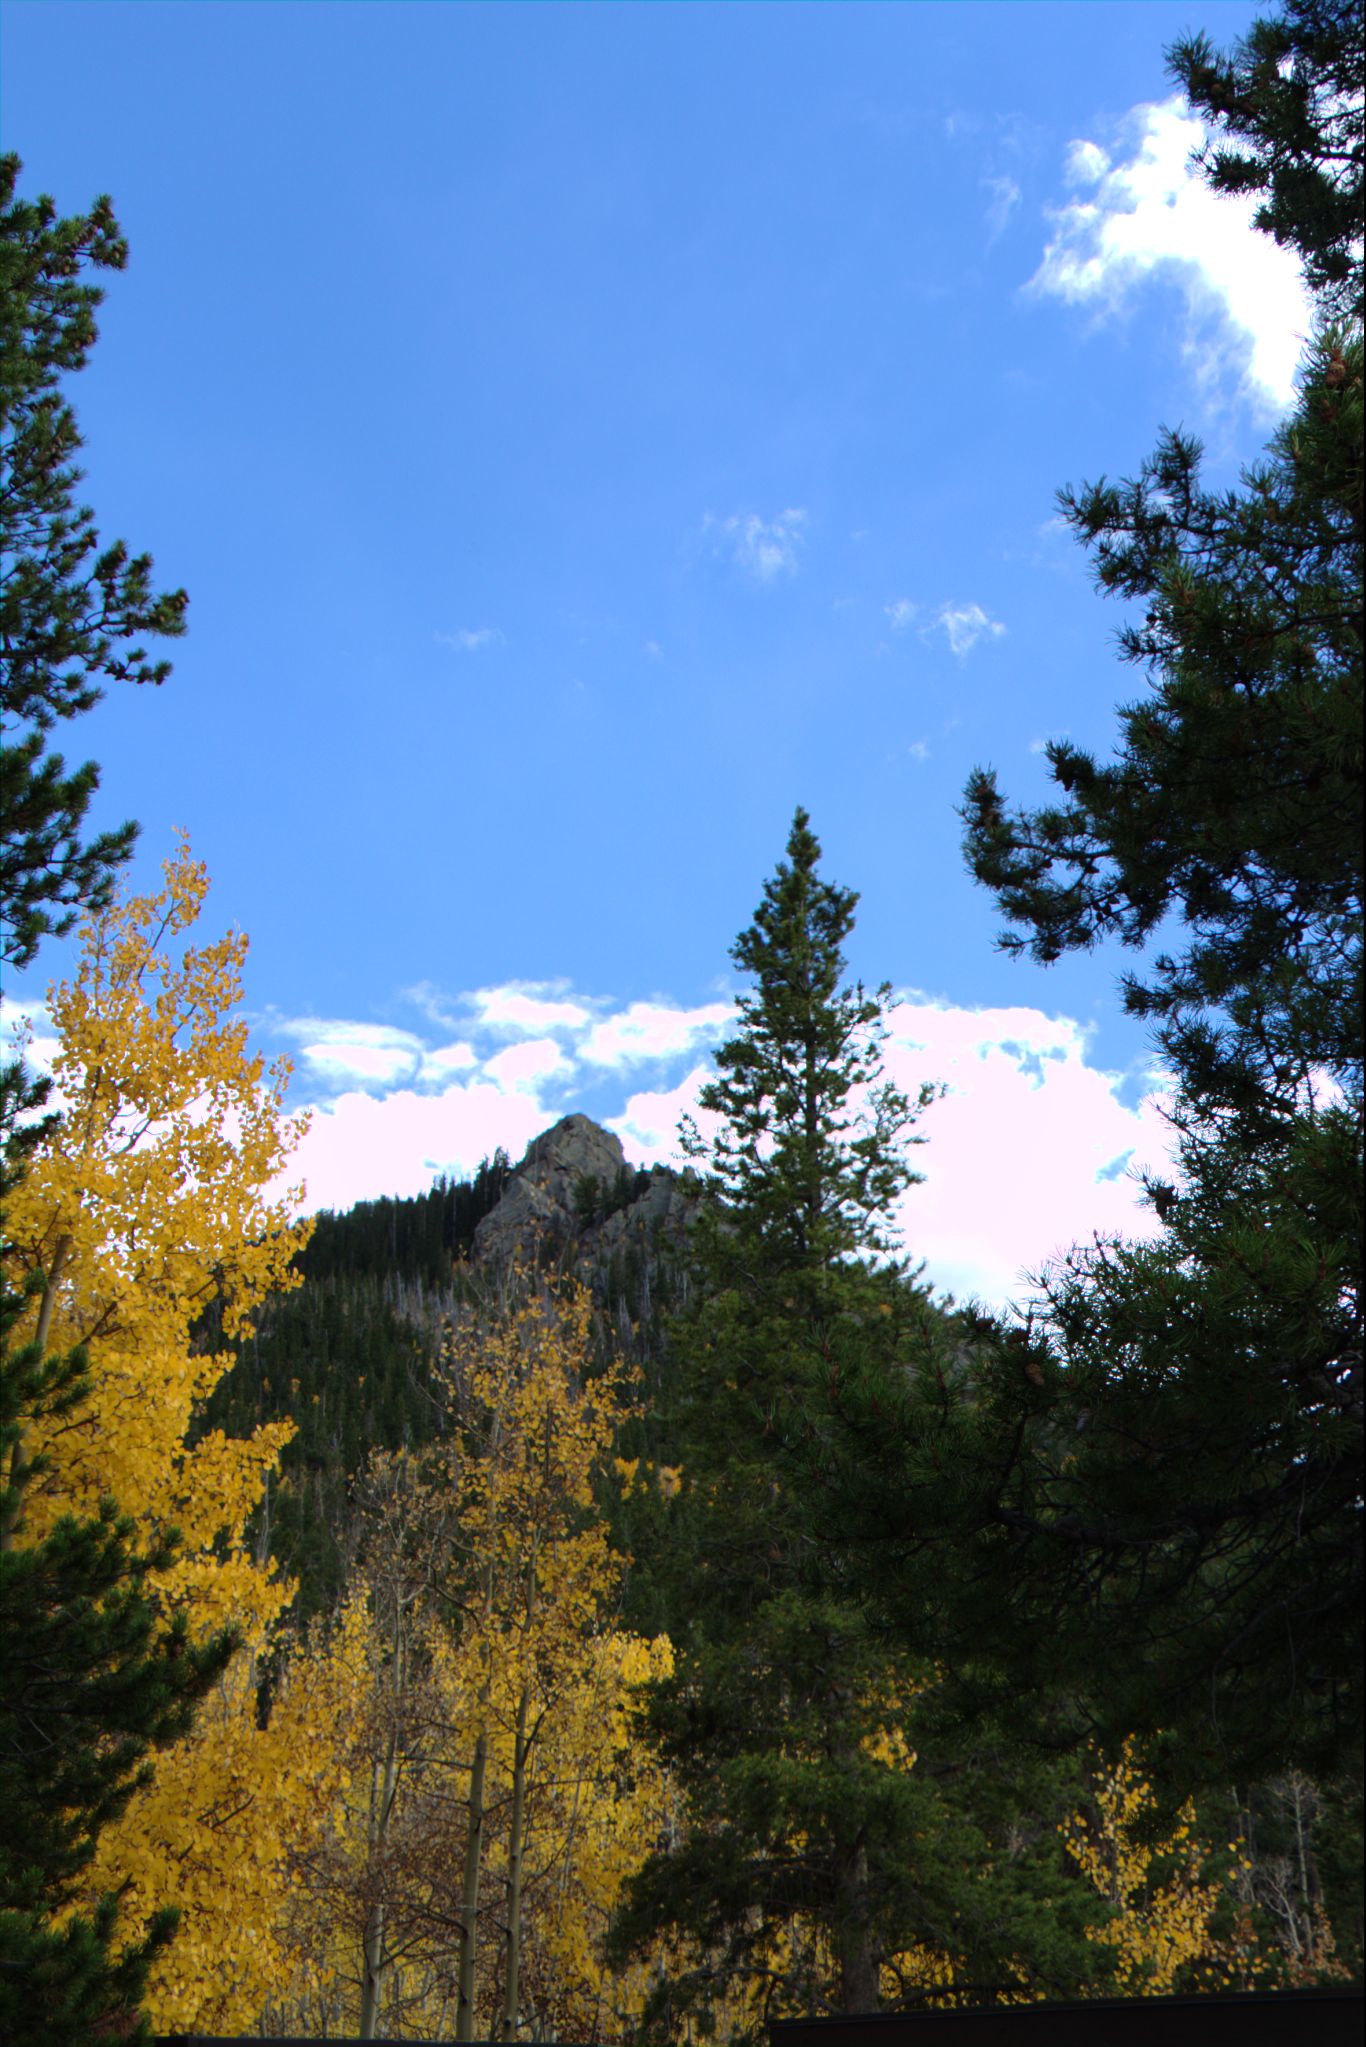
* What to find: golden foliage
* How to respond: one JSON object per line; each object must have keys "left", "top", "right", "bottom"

{"left": 261, "top": 1276, "right": 683, "bottom": 2041}
{"left": 1062, "top": 1738, "right": 1263, "bottom": 1995}
{"left": 5, "top": 840, "right": 332, "bottom": 2030}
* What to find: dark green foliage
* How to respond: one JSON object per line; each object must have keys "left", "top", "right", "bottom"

{"left": 1170, "top": 0, "right": 1364, "bottom": 324}
{"left": 963, "top": 317, "right": 1360, "bottom": 1141}
{"left": 609, "top": 812, "right": 1105, "bottom": 2027}
{"left": 0, "top": 1065, "right": 234, "bottom": 2046}
{"left": 0, "top": 156, "right": 188, "bottom": 970}
{"left": 298, "top": 1152, "right": 512, "bottom": 1287}
{"left": 572, "top": 1163, "right": 653, "bottom": 1229}
{"left": 835, "top": 0, "right": 1363, "bottom": 1800}
{"left": 199, "top": 1147, "right": 693, "bottom": 1625}
{"left": 199, "top": 1271, "right": 447, "bottom": 1627}
{"left": 822, "top": 1099, "right": 1361, "bottom": 1783}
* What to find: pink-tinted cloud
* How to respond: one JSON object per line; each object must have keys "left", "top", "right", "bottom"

{"left": 264, "top": 983, "right": 1176, "bottom": 1311}
{"left": 467, "top": 983, "right": 592, "bottom": 1034}
{"left": 606, "top": 1067, "right": 725, "bottom": 1163}
{"left": 481, "top": 1037, "right": 571, "bottom": 1093}
{"left": 880, "top": 998, "right": 1172, "bottom": 1304}
{"left": 280, "top": 1081, "right": 552, "bottom": 1212}
{"left": 611, "top": 1001, "right": 1174, "bottom": 1307}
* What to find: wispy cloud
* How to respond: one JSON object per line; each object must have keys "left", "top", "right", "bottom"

{"left": 466, "top": 982, "right": 593, "bottom": 1035}
{"left": 580, "top": 999, "right": 734, "bottom": 1070}
{"left": 643, "top": 639, "right": 664, "bottom": 661}
{"left": 983, "top": 172, "right": 1021, "bottom": 245}
{"left": 482, "top": 1037, "right": 571, "bottom": 1094}
{"left": 884, "top": 598, "right": 918, "bottom": 631}
{"left": 1030, "top": 95, "right": 1312, "bottom": 413}
{"left": 272, "top": 1017, "right": 427, "bottom": 1090}
{"left": 935, "top": 602, "right": 1006, "bottom": 658}
{"left": 907, "top": 739, "right": 931, "bottom": 762}
{"left": 436, "top": 626, "right": 505, "bottom": 652}
{"left": 705, "top": 508, "right": 807, "bottom": 583}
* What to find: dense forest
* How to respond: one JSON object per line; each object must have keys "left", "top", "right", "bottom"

{"left": 1, "top": 2, "right": 1361, "bottom": 2041}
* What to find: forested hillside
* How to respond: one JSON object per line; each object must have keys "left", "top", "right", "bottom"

{"left": 197, "top": 1127, "right": 700, "bottom": 1626}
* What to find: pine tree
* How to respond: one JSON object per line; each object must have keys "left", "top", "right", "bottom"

{"left": 1170, "top": 0, "right": 1363, "bottom": 324}
{"left": 826, "top": 0, "right": 1362, "bottom": 1789}
{"left": 609, "top": 811, "right": 1102, "bottom": 2030}
{"left": 0, "top": 153, "right": 187, "bottom": 971}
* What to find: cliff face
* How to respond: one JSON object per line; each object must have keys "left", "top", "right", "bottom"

{"left": 470, "top": 1112, "right": 700, "bottom": 1281}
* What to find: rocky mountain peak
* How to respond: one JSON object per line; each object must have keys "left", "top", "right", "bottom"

{"left": 516, "top": 1113, "right": 630, "bottom": 1192}
{"left": 469, "top": 1113, "right": 699, "bottom": 1279}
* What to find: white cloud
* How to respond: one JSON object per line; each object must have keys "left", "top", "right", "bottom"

{"left": 611, "top": 999, "right": 1174, "bottom": 1309}
{"left": 423, "top": 1040, "right": 478, "bottom": 1079}
{"left": 1, "top": 995, "right": 58, "bottom": 1077}
{"left": 705, "top": 508, "right": 807, "bottom": 583}
{"left": 482, "top": 1037, "right": 571, "bottom": 1094}
{"left": 274, "top": 1018, "right": 426, "bottom": 1090}
{"left": 436, "top": 626, "right": 505, "bottom": 652}
{"left": 466, "top": 982, "right": 593, "bottom": 1035}
{"left": 884, "top": 598, "right": 918, "bottom": 631}
{"left": 261, "top": 982, "right": 1176, "bottom": 1312}
{"left": 907, "top": 739, "right": 931, "bottom": 762}
{"left": 936, "top": 602, "right": 1006, "bottom": 657}
{"left": 282, "top": 1082, "right": 551, "bottom": 1212}
{"left": 983, "top": 172, "right": 1021, "bottom": 244}
{"left": 880, "top": 997, "right": 1171, "bottom": 1306}
{"left": 607, "top": 1067, "right": 724, "bottom": 1166}
{"left": 580, "top": 999, "right": 734, "bottom": 1069}
{"left": 1032, "top": 95, "right": 1313, "bottom": 412}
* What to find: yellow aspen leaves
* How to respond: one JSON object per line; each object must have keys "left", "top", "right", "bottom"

{"left": 259, "top": 1277, "right": 683, "bottom": 2041}
{"left": 9, "top": 835, "right": 310, "bottom": 1610}
{"left": 1062, "top": 1738, "right": 1263, "bottom": 1995}
{"left": 4, "top": 839, "right": 326, "bottom": 2029}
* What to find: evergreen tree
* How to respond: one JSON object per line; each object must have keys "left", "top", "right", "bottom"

{"left": 609, "top": 811, "right": 1103, "bottom": 2029}
{"left": 0, "top": 153, "right": 187, "bottom": 971}
{"left": 1170, "top": 0, "right": 1363, "bottom": 324}
{"left": 825, "top": 0, "right": 1362, "bottom": 1791}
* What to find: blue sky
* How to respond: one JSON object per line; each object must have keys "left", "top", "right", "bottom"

{"left": 2, "top": 1, "right": 1312, "bottom": 1307}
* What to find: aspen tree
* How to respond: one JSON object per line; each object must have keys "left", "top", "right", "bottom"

{"left": 4, "top": 840, "right": 338, "bottom": 2031}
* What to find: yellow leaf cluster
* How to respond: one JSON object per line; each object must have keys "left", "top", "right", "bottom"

{"left": 1062, "top": 1737, "right": 1263, "bottom": 1995}
{"left": 6, "top": 841, "right": 325, "bottom": 2029}
{"left": 104, "top": 1599, "right": 370, "bottom": 2034}
{"left": 259, "top": 1279, "right": 687, "bottom": 2040}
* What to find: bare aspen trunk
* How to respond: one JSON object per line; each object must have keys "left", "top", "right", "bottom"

{"left": 455, "top": 1721, "right": 490, "bottom": 2042}
{"left": 500, "top": 1684, "right": 532, "bottom": 2042}
{"left": 358, "top": 1898, "right": 386, "bottom": 2038}
{"left": 358, "top": 1600, "right": 404, "bottom": 2043}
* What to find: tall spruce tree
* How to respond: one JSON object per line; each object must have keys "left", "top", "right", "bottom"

{"left": 823, "top": 0, "right": 1362, "bottom": 1791}
{"left": 609, "top": 811, "right": 1104, "bottom": 2030}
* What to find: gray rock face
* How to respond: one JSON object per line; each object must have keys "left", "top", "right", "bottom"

{"left": 469, "top": 1113, "right": 698, "bottom": 1277}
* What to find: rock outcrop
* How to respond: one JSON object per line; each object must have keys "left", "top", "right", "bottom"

{"left": 471, "top": 1114, "right": 634, "bottom": 1266}
{"left": 469, "top": 1113, "right": 702, "bottom": 1316}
